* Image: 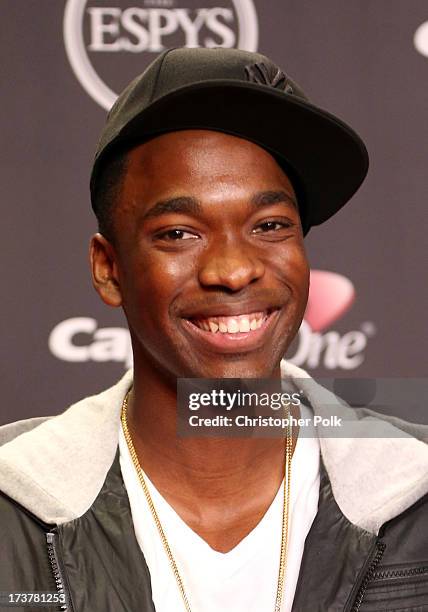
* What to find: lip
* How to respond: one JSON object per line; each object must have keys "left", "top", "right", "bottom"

{"left": 180, "top": 300, "right": 281, "bottom": 319}
{"left": 181, "top": 308, "right": 281, "bottom": 354}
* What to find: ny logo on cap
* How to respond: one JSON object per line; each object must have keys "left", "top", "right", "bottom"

{"left": 244, "top": 62, "right": 294, "bottom": 94}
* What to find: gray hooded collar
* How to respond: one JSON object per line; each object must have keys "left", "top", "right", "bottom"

{"left": 0, "top": 361, "right": 427, "bottom": 535}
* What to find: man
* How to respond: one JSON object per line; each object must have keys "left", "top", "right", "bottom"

{"left": 0, "top": 48, "right": 427, "bottom": 612}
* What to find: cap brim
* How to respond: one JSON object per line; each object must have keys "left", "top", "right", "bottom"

{"left": 92, "top": 80, "right": 368, "bottom": 234}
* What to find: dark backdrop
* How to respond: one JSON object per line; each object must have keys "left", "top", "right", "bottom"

{"left": 2, "top": 1, "right": 427, "bottom": 422}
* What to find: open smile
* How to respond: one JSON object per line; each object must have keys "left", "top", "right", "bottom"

{"left": 181, "top": 308, "right": 281, "bottom": 353}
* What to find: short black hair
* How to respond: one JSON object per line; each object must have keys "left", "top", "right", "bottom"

{"left": 92, "top": 149, "right": 130, "bottom": 241}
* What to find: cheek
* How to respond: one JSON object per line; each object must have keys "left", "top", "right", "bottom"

{"left": 118, "top": 248, "right": 195, "bottom": 323}
{"left": 272, "top": 242, "right": 310, "bottom": 295}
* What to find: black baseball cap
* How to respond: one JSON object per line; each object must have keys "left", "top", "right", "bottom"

{"left": 90, "top": 47, "right": 369, "bottom": 235}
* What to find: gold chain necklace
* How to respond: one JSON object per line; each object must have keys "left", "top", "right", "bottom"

{"left": 121, "top": 390, "right": 292, "bottom": 612}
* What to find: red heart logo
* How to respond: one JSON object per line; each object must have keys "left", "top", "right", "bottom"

{"left": 304, "top": 270, "right": 355, "bottom": 332}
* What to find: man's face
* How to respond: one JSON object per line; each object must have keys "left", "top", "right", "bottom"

{"left": 94, "top": 130, "right": 309, "bottom": 379}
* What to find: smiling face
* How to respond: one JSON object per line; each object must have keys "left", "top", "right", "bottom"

{"left": 91, "top": 130, "right": 310, "bottom": 380}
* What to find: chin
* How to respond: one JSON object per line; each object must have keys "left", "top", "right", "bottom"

{"left": 186, "top": 356, "right": 282, "bottom": 380}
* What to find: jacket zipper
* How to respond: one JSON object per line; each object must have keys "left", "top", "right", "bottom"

{"left": 46, "top": 531, "right": 69, "bottom": 611}
{"left": 372, "top": 565, "right": 428, "bottom": 581}
{"left": 350, "top": 540, "right": 386, "bottom": 612}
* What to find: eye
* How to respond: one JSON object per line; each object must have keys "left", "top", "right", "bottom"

{"left": 252, "top": 220, "right": 292, "bottom": 234}
{"left": 156, "top": 228, "right": 199, "bottom": 241}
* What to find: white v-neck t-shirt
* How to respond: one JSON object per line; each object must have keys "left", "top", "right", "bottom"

{"left": 119, "top": 405, "right": 320, "bottom": 612}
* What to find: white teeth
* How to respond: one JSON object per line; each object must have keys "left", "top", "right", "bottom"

{"left": 239, "top": 317, "right": 250, "bottom": 332}
{"left": 227, "top": 319, "right": 240, "bottom": 333}
{"left": 208, "top": 321, "right": 219, "bottom": 333}
{"left": 193, "top": 311, "right": 270, "bottom": 333}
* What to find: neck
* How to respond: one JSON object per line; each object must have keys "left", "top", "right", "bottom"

{"left": 125, "top": 357, "right": 299, "bottom": 551}
{"left": 128, "top": 358, "right": 298, "bottom": 481}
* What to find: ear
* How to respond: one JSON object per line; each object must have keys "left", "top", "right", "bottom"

{"left": 89, "top": 233, "right": 122, "bottom": 307}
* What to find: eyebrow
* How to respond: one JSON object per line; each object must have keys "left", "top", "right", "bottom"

{"left": 251, "top": 190, "right": 298, "bottom": 210}
{"left": 140, "top": 190, "right": 297, "bottom": 222}
{"left": 141, "top": 196, "right": 201, "bottom": 222}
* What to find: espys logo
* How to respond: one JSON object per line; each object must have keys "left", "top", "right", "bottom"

{"left": 414, "top": 20, "right": 428, "bottom": 57}
{"left": 48, "top": 271, "right": 376, "bottom": 371}
{"left": 63, "top": 0, "right": 259, "bottom": 109}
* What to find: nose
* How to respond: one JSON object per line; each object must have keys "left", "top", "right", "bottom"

{"left": 198, "top": 238, "right": 265, "bottom": 292}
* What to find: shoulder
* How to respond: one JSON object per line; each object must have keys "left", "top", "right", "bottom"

{"left": 0, "top": 490, "right": 48, "bottom": 540}
{"left": 0, "top": 491, "right": 61, "bottom": 601}
{"left": 0, "top": 416, "right": 52, "bottom": 445}
{"left": 381, "top": 491, "right": 428, "bottom": 561}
